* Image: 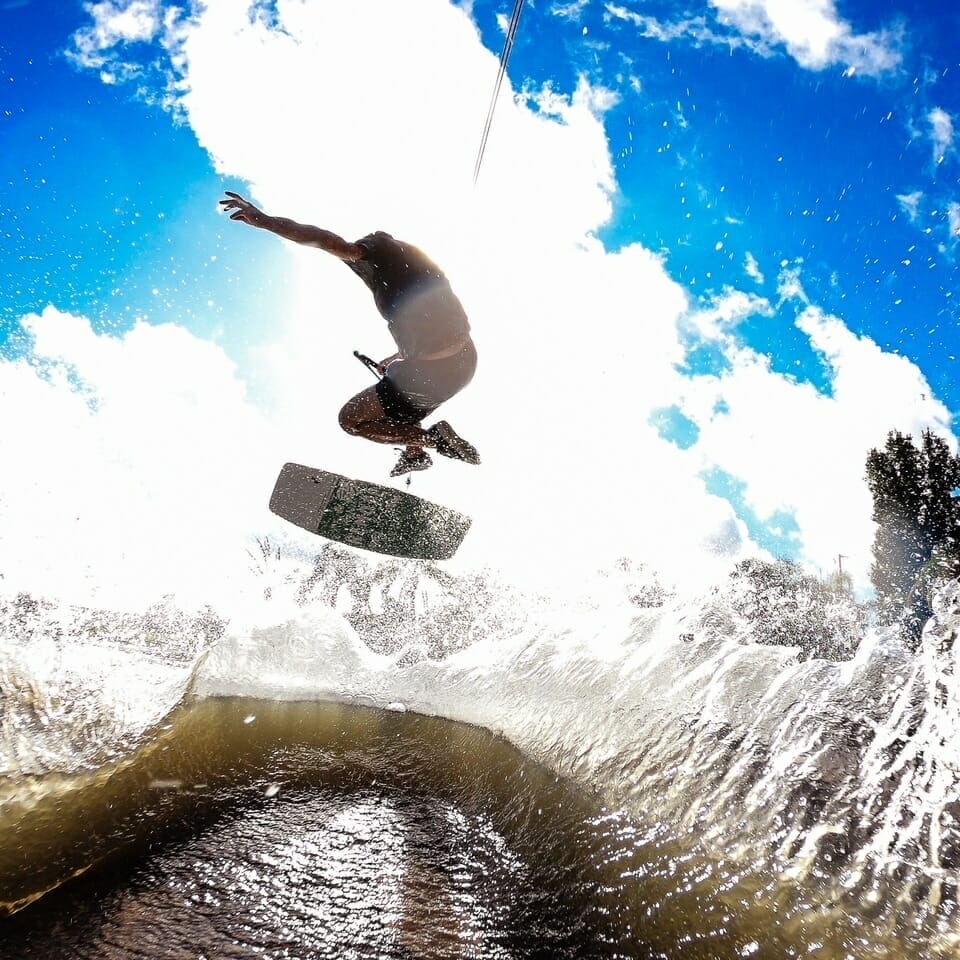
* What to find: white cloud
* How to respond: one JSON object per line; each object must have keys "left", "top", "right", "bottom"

{"left": 894, "top": 188, "right": 960, "bottom": 248}
{"left": 929, "top": 107, "right": 955, "bottom": 165}
{"left": 69, "top": 0, "right": 163, "bottom": 68}
{"left": 68, "top": 0, "right": 189, "bottom": 108}
{"left": 683, "top": 286, "right": 773, "bottom": 341}
{"left": 605, "top": 5, "right": 719, "bottom": 46}
{"left": 552, "top": 0, "right": 591, "bottom": 20}
{"left": 51, "top": 0, "right": 752, "bottom": 597}
{"left": 0, "top": 307, "right": 280, "bottom": 609}
{"left": 896, "top": 190, "right": 923, "bottom": 222}
{"left": 948, "top": 201, "right": 960, "bottom": 239}
{"left": 744, "top": 251, "right": 764, "bottom": 283}
{"left": 675, "top": 288, "right": 953, "bottom": 587}
{"left": 709, "top": 0, "right": 903, "bottom": 75}
{"left": 775, "top": 259, "right": 810, "bottom": 305}
{"left": 607, "top": 0, "right": 903, "bottom": 77}
{"left": 46, "top": 0, "right": 951, "bottom": 600}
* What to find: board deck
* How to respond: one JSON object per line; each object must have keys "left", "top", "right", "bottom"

{"left": 268, "top": 462, "right": 471, "bottom": 561}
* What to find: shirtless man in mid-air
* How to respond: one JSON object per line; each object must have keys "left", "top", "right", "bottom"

{"left": 220, "top": 191, "right": 480, "bottom": 477}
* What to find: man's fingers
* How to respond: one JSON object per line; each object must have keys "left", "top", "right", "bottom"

{"left": 221, "top": 190, "right": 257, "bottom": 222}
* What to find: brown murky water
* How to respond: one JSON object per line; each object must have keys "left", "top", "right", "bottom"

{"left": 0, "top": 697, "right": 937, "bottom": 959}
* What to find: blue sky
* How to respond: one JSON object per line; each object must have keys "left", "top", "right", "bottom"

{"left": 1, "top": 0, "right": 959, "bottom": 599}
{"left": 5, "top": 1, "right": 957, "bottom": 370}
{"left": 1, "top": 0, "right": 282, "bottom": 352}
{"left": 486, "top": 0, "right": 960, "bottom": 405}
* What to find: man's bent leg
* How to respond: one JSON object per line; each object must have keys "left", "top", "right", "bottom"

{"left": 339, "top": 387, "right": 480, "bottom": 467}
{"left": 338, "top": 386, "right": 431, "bottom": 445}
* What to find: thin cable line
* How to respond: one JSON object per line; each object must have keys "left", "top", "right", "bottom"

{"left": 473, "top": 0, "right": 526, "bottom": 185}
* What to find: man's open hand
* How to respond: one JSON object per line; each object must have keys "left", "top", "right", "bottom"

{"left": 219, "top": 191, "right": 266, "bottom": 226}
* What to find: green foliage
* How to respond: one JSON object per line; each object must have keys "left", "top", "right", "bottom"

{"left": 866, "top": 429, "right": 960, "bottom": 644}
{"left": 727, "top": 558, "right": 868, "bottom": 661}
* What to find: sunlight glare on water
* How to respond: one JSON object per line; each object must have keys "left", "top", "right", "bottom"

{"left": 2, "top": 567, "right": 960, "bottom": 957}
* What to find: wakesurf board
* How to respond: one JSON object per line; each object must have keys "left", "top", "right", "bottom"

{"left": 268, "top": 462, "right": 471, "bottom": 561}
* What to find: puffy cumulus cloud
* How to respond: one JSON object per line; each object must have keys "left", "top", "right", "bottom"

{"left": 0, "top": 306, "right": 284, "bottom": 610}
{"left": 671, "top": 283, "right": 953, "bottom": 589}
{"left": 57, "top": 0, "right": 949, "bottom": 599}
{"left": 130, "top": 0, "right": 758, "bottom": 591}
{"left": 53, "top": 0, "right": 757, "bottom": 594}
{"left": 68, "top": 0, "right": 188, "bottom": 99}
{"left": 709, "top": 0, "right": 904, "bottom": 75}
{"left": 608, "top": 0, "right": 903, "bottom": 78}
{"left": 68, "top": 0, "right": 162, "bottom": 73}
{"left": 173, "top": 0, "right": 615, "bottom": 256}
{"left": 682, "top": 286, "right": 773, "bottom": 341}
{"left": 72, "top": 0, "right": 163, "bottom": 54}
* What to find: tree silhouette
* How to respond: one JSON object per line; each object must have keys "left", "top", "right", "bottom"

{"left": 866, "top": 429, "right": 960, "bottom": 643}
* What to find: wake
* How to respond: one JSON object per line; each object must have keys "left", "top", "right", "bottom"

{"left": 2, "top": 547, "right": 959, "bottom": 951}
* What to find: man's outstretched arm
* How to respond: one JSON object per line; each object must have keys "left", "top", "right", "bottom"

{"left": 219, "top": 191, "right": 364, "bottom": 261}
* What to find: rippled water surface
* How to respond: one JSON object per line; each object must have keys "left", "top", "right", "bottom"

{"left": 0, "top": 697, "right": 808, "bottom": 959}
{"left": 3, "top": 566, "right": 960, "bottom": 958}
{"left": 1, "top": 699, "right": 628, "bottom": 958}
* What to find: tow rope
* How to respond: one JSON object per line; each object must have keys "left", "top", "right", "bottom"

{"left": 472, "top": 0, "right": 526, "bottom": 184}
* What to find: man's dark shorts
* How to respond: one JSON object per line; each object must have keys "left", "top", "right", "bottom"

{"left": 376, "top": 341, "right": 477, "bottom": 425}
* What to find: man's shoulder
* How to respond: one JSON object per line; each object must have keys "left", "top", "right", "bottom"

{"left": 354, "top": 232, "right": 444, "bottom": 280}
{"left": 356, "top": 231, "right": 398, "bottom": 254}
